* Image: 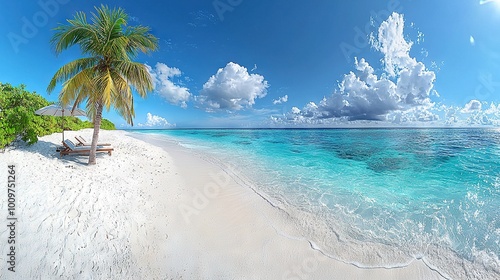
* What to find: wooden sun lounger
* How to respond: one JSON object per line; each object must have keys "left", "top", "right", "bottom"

{"left": 74, "top": 135, "right": 112, "bottom": 146}
{"left": 60, "top": 139, "right": 114, "bottom": 157}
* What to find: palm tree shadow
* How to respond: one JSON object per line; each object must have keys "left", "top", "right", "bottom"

{"left": 17, "top": 140, "right": 112, "bottom": 166}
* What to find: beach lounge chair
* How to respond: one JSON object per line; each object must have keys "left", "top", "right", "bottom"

{"left": 74, "top": 135, "right": 112, "bottom": 146}
{"left": 60, "top": 139, "right": 114, "bottom": 157}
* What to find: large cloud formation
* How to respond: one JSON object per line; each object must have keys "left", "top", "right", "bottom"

{"left": 147, "top": 63, "right": 192, "bottom": 108}
{"left": 280, "top": 13, "right": 438, "bottom": 125}
{"left": 198, "top": 62, "right": 269, "bottom": 111}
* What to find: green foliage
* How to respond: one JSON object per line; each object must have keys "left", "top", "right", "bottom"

{"left": 99, "top": 119, "right": 116, "bottom": 130}
{"left": 0, "top": 83, "right": 115, "bottom": 148}
{"left": 0, "top": 83, "right": 50, "bottom": 147}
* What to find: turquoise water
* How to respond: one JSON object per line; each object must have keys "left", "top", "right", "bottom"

{"left": 134, "top": 128, "right": 499, "bottom": 278}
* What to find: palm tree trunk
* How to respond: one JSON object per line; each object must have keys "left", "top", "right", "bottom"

{"left": 88, "top": 103, "right": 104, "bottom": 165}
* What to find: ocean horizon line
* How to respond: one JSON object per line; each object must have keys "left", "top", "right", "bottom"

{"left": 121, "top": 126, "right": 500, "bottom": 131}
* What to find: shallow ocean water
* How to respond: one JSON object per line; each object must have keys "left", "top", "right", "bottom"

{"left": 134, "top": 128, "right": 500, "bottom": 279}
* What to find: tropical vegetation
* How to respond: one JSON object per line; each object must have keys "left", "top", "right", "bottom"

{"left": 0, "top": 83, "right": 115, "bottom": 149}
{"left": 47, "top": 5, "right": 158, "bottom": 165}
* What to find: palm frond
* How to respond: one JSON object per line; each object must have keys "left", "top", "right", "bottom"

{"left": 124, "top": 25, "right": 158, "bottom": 57}
{"left": 51, "top": 12, "right": 98, "bottom": 55}
{"left": 106, "top": 36, "right": 130, "bottom": 60}
{"left": 114, "top": 60, "right": 154, "bottom": 97}
{"left": 58, "top": 68, "right": 95, "bottom": 106}
{"left": 94, "top": 69, "right": 118, "bottom": 111}
{"left": 85, "top": 99, "right": 98, "bottom": 122}
{"left": 109, "top": 70, "right": 134, "bottom": 124}
{"left": 47, "top": 57, "right": 99, "bottom": 93}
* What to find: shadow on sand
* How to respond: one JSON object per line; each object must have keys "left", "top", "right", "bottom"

{"left": 12, "top": 140, "right": 112, "bottom": 166}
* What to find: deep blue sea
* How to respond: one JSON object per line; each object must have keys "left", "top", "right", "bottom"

{"left": 133, "top": 128, "right": 499, "bottom": 278}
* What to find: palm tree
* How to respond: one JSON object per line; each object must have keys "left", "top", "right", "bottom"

{"left": 47, "top": 5, "right": 158, "bottom": 165}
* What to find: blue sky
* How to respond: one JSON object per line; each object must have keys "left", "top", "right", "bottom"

{"left": 2, "top": 0, "right": 500, "bottom": 128}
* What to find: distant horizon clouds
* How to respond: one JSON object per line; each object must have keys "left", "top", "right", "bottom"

{"left": 137, "top": 112, "right": 176, "bottom": 128}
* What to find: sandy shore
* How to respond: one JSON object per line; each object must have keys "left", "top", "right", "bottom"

{"left": 0, "top": 129, "right": 445, "bottom": 279}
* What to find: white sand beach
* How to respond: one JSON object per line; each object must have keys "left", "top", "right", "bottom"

{"left": 0, "top": 129, "right": 446, "bottom": 279}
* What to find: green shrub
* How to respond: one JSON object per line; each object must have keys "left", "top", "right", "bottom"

{"left": 0, "top": 83, "right": 50, "bottom": 147}
{"left": 100, "top": 119, "right": 116, "bottom": 130}
{"left": 0, "top": 83, "right": 116, "bottom": 148}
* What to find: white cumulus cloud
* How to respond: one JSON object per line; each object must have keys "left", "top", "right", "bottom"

{"left": 273, "top": 95, "right": 288, "bottom": 104}
{"left": 461, "top": 100, "right": 482, "bottom": 113}
{"left": 371, "top": 13, "right": 415, "bottom": 77}
{"left": 484, "top": 102, "right": 500, "bottom": 115}
{"left": 147, "top": 62, "right": 192, "bottom": 108}
{"left": 138, "top": 113, "right": 175, "bottom": 128}
{"left": 197, "top": 62, "right": 269, "bottom": 111}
